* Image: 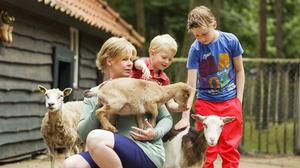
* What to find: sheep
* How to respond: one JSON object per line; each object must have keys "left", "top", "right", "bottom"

{"left": 84, "top": 77, "right": 194, "bottom": 132}
{"left": 38, "top": 85, "right": 84, "bottom": 168}
{"left": 164, "top": 114, "right": 235, "bottom": 168}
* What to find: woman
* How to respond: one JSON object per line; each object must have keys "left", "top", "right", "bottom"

{"left": 63, "top": 37, "right": 172, "bottom": 168}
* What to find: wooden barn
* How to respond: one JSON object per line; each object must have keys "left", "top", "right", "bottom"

{"left": 0, "top": 0, "right": 144, "bottom": 162}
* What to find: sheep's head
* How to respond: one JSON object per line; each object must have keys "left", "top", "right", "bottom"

{"left": 38, "top": 85, "right": 72, "bottom": 112}
{"left": 191, "top": 114, "right": 235, "bottom": 146}
{"left": 173, "top": 83, "right": 195, "bottom": 110}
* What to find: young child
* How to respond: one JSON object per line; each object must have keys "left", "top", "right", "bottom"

{"left": 185, "top": 6, "right": 245, "bottom": 168}
{"left": 131, "top": 34, "right": 189, "bottom": 131}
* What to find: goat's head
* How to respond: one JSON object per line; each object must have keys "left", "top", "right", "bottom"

{"left": 191, "top": 114, "right": 235, "bottom": 146}
{"left": 38, "top": 85, "right": 72, "bottom": 112}
{"left": 173, "top": 82, "right": 195, "bottom": 110}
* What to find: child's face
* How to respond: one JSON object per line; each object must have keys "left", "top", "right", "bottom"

{"left": 150, "top": 49, "right": 174, "bottom": 71}
{"left": 190, "top": 26, "right": 217, "bottom": 45}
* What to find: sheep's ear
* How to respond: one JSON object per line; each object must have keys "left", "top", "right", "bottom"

{"left": 38, "top": 85, "right": 47, "bottom": 94}
{"left": 63, "top": 88, "right": 72, "bottom": 97}
{"left": 221, "top": 117, "right": 235, "bottom": 124}
{"left": 191, "top": 114, "right": 206, "bottom": 121}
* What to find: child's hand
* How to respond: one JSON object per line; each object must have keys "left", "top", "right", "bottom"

{"left": 141, "top": 66, "right": 151, "bottom": 79}
{"left": 174, "top": 118, "right": 190, "bottom": 130}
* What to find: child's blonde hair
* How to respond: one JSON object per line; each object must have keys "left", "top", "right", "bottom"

{"left": 149, "top": 34, "right": 178, "bottom": 56}
{"left": 187, "top": 5, "right": 216, "bottom": 31}
{"left": 96, "top": 37, "right": 137, "bottom": 71}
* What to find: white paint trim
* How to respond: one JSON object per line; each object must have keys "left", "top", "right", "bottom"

{"left": 70, "top": 27, "right": 79, "bottom": 88}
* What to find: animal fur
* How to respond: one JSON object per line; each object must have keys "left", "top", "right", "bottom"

{"left": 38, "top": 85, "right": 84, "bottom": 168}
{"left": 84, "top": 77, "right": 194, "bottom": 132}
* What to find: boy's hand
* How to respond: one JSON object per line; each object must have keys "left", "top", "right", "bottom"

{"left": 174, "top": 118, "right": 190, "bottom": 130}
{"left": 141, "top": 66, "right": 151, "bottom": 79}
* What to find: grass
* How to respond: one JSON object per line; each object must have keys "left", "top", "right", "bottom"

{"left": 241, "top": 120, "right": 295, "bottom": 154}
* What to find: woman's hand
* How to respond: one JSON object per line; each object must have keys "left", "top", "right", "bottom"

{"left": 130, "top": 120, "right": 156, "bottom": 141}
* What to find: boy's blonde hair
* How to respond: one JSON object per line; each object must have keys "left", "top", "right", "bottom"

{"left": 149, "top": 34, "right": 178, "bottom": 56}
{"left": 96, "top": 37, "right": 137, "bottom": 71}
{"left": 187, "top": 5, "right": 216, "bottom": 31}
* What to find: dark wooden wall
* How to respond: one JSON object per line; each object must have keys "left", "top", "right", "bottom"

{"left": 0, "top": 2, "right": 103, "bottom": 162}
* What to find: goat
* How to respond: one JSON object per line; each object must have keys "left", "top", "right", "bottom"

{"left": 164, "top": 114, "right": 235, "bottom": 168}
{"left": 38, "top": 85, "right": 84, "bottom": 168}
{"left": 84, "top": 77, "right": 194, "bottom": 132}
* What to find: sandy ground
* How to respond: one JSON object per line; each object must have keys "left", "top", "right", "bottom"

{"left": 0, "top": 154, "right": 300, "bottom": 168}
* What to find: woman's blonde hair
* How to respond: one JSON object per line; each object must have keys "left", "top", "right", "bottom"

{"left": 187, "top": 5, "right": 216, "bottom": 31}
{"left": 149, "top": 34, "right": 178, "bottom": 55}
{"left": 96, "top": 37, "right": 137, "bottom": 71}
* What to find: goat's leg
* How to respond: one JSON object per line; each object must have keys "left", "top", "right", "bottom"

{"left": 145, "top": 103, "right": 158, "bottom": 127}
{"left": 135, "top": 114, "right": 145, "bottom": 129}
{"left": 96, "top": 106, "right": 117, "bottom": 132}
{"left": 48, "top": 145, "right": 55, "bottom": 168}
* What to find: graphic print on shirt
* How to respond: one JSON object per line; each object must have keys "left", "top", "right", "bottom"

{"left": 198, "top": 52, "right": 231, "bottom": 92}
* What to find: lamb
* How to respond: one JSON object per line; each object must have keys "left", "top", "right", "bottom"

{"left": 164, "top": 114, "right": 235, "bottom": 168}
{"left": 84, "top": 77, "right": 194, "bottom": 132}
{"left": 38, "top": 85, "right": 84, "bottom": 168}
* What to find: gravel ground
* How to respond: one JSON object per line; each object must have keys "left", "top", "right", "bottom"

{"left": 0, "top": 154, "right": 300, "bottom": 168}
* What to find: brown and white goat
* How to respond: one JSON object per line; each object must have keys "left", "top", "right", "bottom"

{"left": 39, "top": 85, "right": 84, "bottom": 168}
{"left": 84, "top": 77, "right": 194, "bottom": 132}
{"left": 164, "top": 114, "right": 235, "bottom": 168}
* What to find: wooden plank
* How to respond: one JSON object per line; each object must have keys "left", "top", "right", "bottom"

{"left": 3, "top": 34, "right": 53, "bottom": 54}
{"left": 0, "top": 117, "right": 42, "bottom": 133}
{"left": 0, "top": 140, "right": 46, "bottom": 160}
{"left": 80, "top": 48, "right": 97, "bottom": 59}
{"left": 0, "top": 103, "right": 46, "bottom": 118}
{"left": 79, "top": 79, "right": 97, "bottom": 89}
{"left": 13, "top": 17, "right": 69, "bottom": 45}
{"left": 0, "top": 129, "right": 42, "bottom": 146}
{"left": 72, "top": 89, "right": 85, "bottom": 101}
{"left": 79, "top": 66, "right": 97, "bottom": 79}
{"left": 0, "top": 47, "right": 52, "bottom": 65}
{"left": 0, "top": 91, "right": 43, "bottom": 103}
{"left": 0, "top": 62, "right": 52, "bottom": 82}
{"left": 80, "top": 59, "right": 97, "bottom": 68}
{"left": 0, "top": 76, "right": 51, "bottom": 91}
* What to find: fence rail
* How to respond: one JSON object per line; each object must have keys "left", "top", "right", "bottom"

{"left": 166, "top": 57, "right": 300, "bottom": 155}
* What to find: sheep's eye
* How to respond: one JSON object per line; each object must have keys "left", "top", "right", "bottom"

{"left": 45, "top": 94, "right": 49, "bottom": 98}
{"left": 58, "top": 95, "right": 63, "bottom": 99}
{"left": 220, "top": 124, "right": 224, "bottom": 128}
{"left": 203, "top": 124, "right": 207, "bottom": 128}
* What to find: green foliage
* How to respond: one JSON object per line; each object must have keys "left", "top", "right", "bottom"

{"left": 107, "top": 0, "right": 300, "bottom": 58}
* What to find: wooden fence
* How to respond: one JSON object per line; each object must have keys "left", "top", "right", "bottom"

{"left": 166, "top": 58, "right": 300, "bottom": 155}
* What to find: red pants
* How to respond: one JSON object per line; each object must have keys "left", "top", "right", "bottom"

{"left": 194, "top": 98, "right": 243, "bottom": 168}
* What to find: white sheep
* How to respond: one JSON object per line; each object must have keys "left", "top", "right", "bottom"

{"left": 38, "top": 85, "right": 84, "bottom": 168}
{"left": 84, "top": 77, "right": 194, "bottom": 132}
{"left": 164, "top": 114, "right": 235, "bottom": 168}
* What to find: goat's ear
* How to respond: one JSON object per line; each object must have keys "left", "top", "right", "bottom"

{"left": 221, "top": 117, "right": 235, "bottom": 124}
{"left": 63, "top": 88, "right": 72, "bottom": 97}
{"left": 38, "top": 85, "right": 47, "bottom": 94}
{"left": 191, "top": 114, "right": 206, "bottom": 121}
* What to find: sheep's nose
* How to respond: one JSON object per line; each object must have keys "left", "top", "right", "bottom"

{"left": 210, "top": 138, "right": 215, "bottom": 143}
{"left": 48, "top": 103, "right": 54, "bottom": 107}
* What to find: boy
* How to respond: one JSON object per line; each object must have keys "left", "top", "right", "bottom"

{"left": 131, "top": 34, "right": 189, "bottom": 130}
{"left": 184, "top": 6, "right": 245, "bottom": 168}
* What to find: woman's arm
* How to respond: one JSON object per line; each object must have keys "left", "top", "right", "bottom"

{"left": 77, "top": 97, "right": 100, "bottom": 143}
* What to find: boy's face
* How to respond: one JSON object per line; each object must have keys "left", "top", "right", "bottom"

{"left": 190, "top": 26, "right": 217, "bottom": 45}
{"left": 150, "top": 49, "right": 174, "bottom": 71}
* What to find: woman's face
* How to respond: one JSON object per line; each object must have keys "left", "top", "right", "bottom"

{"left": 109, "top": 49, "right": 134, "bottom": 79}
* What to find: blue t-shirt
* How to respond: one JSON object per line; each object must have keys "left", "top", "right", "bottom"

{"left": 187, "top": 31, "right": 244, "bottom": 101}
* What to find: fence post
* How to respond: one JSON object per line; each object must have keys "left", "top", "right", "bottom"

{"left": 296, "top": 64, "right": 300, "bottom": 155}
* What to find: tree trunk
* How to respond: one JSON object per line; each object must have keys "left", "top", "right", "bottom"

{"left": 135, "top": 0, "right": 146, "bottom": 56}
{"left": 259, "top": 0, "right": 267, "bottom": 58}
{"left": 214, "top": 0, "right": 221, "bottom": 29}
{"left": 275, "top": 0, "right": 284, "bottom": 58}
